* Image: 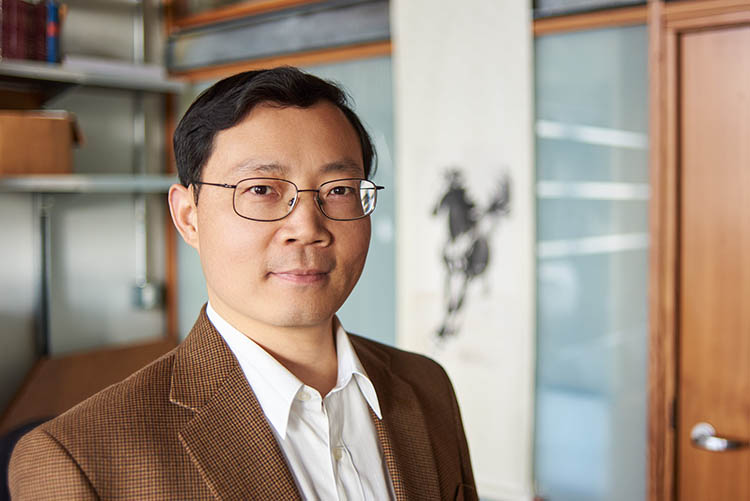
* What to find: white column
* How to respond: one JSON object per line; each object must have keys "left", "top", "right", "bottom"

{"left": 391, "top": 1, "right": 535, "bottom": 499}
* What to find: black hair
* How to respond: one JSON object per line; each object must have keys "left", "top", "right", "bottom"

{"left": 173, "top": 66, "right": 376, "bottom": 199}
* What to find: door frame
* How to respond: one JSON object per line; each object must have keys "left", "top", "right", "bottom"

{"left": 647, "top": 2, "right": 750, "bottom": 500}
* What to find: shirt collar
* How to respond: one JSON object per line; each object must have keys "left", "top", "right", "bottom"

{"left": 206, "top": 303, "right": 382, "bottom": 439}
{"left": 332, "top": 316, "right": 383, "bottom": 420}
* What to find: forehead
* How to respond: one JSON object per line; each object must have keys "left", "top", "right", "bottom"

{"left": 205, "top": 101, "right": 364, "bottom": 180}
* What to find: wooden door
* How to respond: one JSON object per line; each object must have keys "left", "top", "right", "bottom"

{"left": 678, "top": 23, "right": 750, "bottom": 501}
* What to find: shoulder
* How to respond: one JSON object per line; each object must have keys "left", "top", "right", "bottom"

{"left": 25, "top": 346, "right": 183, "bottom": 456}
{"left": 349, "top": 333, "right": 443, "bottom": 366}
{"left": 349, "top": 334, "right": 454, "bottom": 391}
{"left": 58, "top": 346, "right": 178, "bottom": 424}
{"left": 9, "top": 425, "right": 97, "bottom": 499}
{"left": 9, "top": 348, "right": 183, "bottom": 498}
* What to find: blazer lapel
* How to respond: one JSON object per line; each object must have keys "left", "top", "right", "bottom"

{"left": 170, "top": 308, "right": 302, "bottom": 501}
{"left": 353, "top": 337, "right": 442, "bottom": 501}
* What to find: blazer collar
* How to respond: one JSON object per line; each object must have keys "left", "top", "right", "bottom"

{"left": 170, "top": 307, "right": 302, "bottom": 500}
{"left": 170, "top": 307, "right": 441, "bottom": 501}
{"left": 350, "top": 336, "right": 442, "bottom": 501}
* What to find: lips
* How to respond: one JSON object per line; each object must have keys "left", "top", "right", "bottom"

{"left": 269, "top": 268, "right": 330, "bottom": 284}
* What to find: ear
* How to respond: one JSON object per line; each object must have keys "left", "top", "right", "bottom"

{"left": 168, "top": 183, "right": 200, "bottom": 251}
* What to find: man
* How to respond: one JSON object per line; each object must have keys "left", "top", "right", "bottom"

{"left": 9, "top": 67, "right": 477, "bottom": 500}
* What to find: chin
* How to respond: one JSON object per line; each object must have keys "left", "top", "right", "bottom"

{"left": 258, "top": 302, "right": 339, "bottom": 329}
{"left": 266, "top": 314, "right": 333, "bottom": 329}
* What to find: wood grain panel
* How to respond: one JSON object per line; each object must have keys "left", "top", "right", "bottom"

{"left": 647, "top": 0, "right": 678, "bottom": 499}
{"left": 533, "top": 5, "right": 646, "bottom": 36}
{"left": 171, "top": 41, "right": 391, "bottom": 82}
{"left": 665, "top": 0, "right": 750, "bottom": 22}
{"left": 170, "top": 0, "right": 326, "bottom": 32}
{"left": 678, "top": 24, "right": 750, "bottom": 501}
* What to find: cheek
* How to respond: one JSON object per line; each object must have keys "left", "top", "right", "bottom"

{"left": 197, "top": 214, "right": 270, "bottom": 283}
{"left": 342, "top": 221, "right": 372, "bottom": 269}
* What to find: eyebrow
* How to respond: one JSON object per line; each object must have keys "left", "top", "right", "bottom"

{"left": 320, "top": 159, "right": 364, "bottom": 177}
{"left": 231, "top": 158, "right": 364, "bottom": 178}
{"left": 233, "top": 161, "right": 287, "bottom": 177}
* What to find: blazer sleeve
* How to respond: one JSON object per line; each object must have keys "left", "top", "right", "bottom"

{"left": 446, "top": 371, "right": 478, "bottom": 501}
{"left": 9, "top": 427, "right": 98, "bottom": 500}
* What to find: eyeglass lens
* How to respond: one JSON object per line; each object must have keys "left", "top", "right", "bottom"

{"left": 233, "top": 178, "right": 378, "bottom": 221}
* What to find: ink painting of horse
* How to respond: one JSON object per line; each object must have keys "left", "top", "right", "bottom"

{"left": 432, "top": 168, "right": 511, "bottom": 339}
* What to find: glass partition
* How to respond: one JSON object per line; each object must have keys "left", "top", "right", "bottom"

{"left": 533, "top": 0, "right": 645, "bottom": 18}
{"left": 534, "top": 25, "right": 649, "bottom": 501}
{"left": 167, "top": 1, "right": 389, "bottom": 72}
{"left": 173, "top": 0, "right": 236, "bottom": 18}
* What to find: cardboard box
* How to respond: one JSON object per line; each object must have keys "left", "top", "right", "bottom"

{"left": 0, "top": 110, "right": 82, "bottom": 175}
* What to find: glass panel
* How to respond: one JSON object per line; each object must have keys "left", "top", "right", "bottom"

{"left": 177, "top": 57, "right": 395, "bottom": 346}
{"left": 174, "top": 0, "right": 241, "bottom": 18}
{"left": 533, "top": 0, "right": 645, "bottom": 18}
{"left": 168, "top": 1, "right": 390, "bottom": 71}
{"left": 534, "top": 25, "right": 648, "bottom": 501}
{"left": 536, "top": 138, "right": 648, "bottom": 183}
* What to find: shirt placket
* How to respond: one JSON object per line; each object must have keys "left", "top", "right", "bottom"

{"left": 326, "top": 387, "right": 367, "bottom": 501}
{"left": 295, "top": 386, "right": 338, "bottom": 500}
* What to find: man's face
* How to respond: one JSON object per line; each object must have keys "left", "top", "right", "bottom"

{"left": 188, "top": 101, "right": 371, "bottom": 331}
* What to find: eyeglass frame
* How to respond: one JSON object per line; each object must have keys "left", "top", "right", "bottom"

{"left": 193, "top": 177, "right": 385, "bottom": 222}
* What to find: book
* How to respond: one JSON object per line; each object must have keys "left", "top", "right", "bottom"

{"left": 1, "top": 0, "right": 24, "bottom": 60}
{"left": 45, "top": 0, "right": 57, "bottom": 62}
{"left": 0, "top": 0, "right": 52, "bottom": 62}
{"left": 32, "top": 0, "right": 46, "bottom": 60}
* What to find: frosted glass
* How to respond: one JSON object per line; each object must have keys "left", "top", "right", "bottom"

{"left": 534, "top": 25, "right": 648, "bottom": 501}
{"left": 177, "top": 58, "right": 395, "bottom": 346}
{"left": 169, "top": 2, "right": 389, "bottom": 71}
{"left": 534, "top": 0, "right": 645, "bottom": 19}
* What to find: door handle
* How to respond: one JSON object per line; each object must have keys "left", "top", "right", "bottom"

{"left": 691, "top": 422, "right": 750, "bottom": 452}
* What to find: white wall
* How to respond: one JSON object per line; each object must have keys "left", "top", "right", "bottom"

{"left": 391, "top": 1, "right": 535, "bottom": 499}
{"left": 0, "top": 195, "right": 37, "bottom": 412}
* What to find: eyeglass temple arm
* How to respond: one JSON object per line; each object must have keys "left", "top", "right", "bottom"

{"left": 194, "top": 181, "right": 237, "bottom": 189}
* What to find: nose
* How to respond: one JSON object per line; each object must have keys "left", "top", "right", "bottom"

{"left": 279, "top": 190, "right": 332, "bottom": 246}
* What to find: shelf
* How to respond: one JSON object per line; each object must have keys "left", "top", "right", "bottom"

{"left": 0, "top": 174, "right": 178, "bottom": 194}
{"left": 65, "top": 0, "right": 143, "bottom": 6}
{"left": 0, "top": 59, "right": 186, "bottom": 104}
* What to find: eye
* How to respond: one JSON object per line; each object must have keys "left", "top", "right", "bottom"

{"left": 326, "top": 184, "right": 357, "bottom": 198}
{"left": 240, "top": 184, "right": 276, "bottom": 197}
{"left": 252, "top": 185, "right": 271, "bottom": 195}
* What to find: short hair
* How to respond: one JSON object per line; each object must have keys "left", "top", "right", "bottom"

{"left": 173, "top": 66, "right": 376, "bottom": 199}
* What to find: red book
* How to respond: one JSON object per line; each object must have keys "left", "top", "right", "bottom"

{"left": 1, "top": 0, "right": 24, "bottom": 60}
{"left": 1, "top": 0, "right": 47, "bottom": 61}
{"left": 30, "top": 0, "right": 46, "bottom": 60}
{"left": 0, "top": 0, "right": 5, "bottom": 59}
{"left": 22, "top": 0, "right": 34, "bottom": 59}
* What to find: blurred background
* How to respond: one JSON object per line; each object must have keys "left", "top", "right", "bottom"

{"left": 1, "top": 1, "right": 748, "bottom": 500}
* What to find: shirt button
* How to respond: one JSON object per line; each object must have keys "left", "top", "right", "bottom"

{"left": 332, "top": 446, "right": 344, "bottom": 461}
{"left": 297, "top": 391, "right": 311, "bottom": 401}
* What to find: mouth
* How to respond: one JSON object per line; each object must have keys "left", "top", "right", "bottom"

{"left": 269, "top": 269, "right": 330, "bottom": 284}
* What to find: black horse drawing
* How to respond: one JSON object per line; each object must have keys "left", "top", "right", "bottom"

{"left": 432, "top": 169, "right": 511, "bottom": 339}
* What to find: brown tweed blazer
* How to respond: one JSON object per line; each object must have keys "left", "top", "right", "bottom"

{"left": 9, "top": 309, "right": 477, "bottom": 500}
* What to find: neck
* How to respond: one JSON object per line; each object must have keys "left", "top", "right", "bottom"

{"left": 209, "top": 301, "right": 339, "bottom": 397}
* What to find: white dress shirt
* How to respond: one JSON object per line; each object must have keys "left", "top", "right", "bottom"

{"left": 206, "top": 303, "right": 394, "bottom": 501}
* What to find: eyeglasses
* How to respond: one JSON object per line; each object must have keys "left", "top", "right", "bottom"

{"left": 194, "top": 177, "right": 385, "bottom": 222}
